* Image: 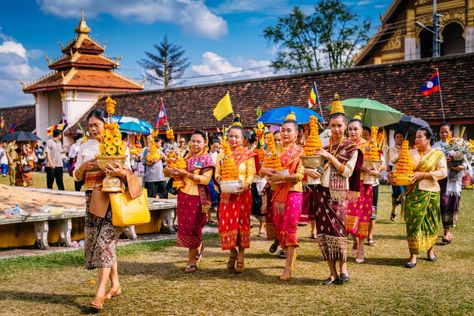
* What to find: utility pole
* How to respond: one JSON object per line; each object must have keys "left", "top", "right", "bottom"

{"left": 432, "top": 0, "right": 442, "bottom": 57}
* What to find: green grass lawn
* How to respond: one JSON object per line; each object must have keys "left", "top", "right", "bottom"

{"left": 0, "top": 185, "right": 473, "bottom": 315}
{"left": 0, "top": 172, "right": 77, "bottom": 191}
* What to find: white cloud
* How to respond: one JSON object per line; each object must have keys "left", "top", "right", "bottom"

{"left": 37, "top": 0, "right": 228, "bottom": 39}
{"left": 184, "top": 51, "right": 275, "bottom": 85}
{"left": 212, "top": 0, "right": 290, "bottom": 15}
{"left": 0, "top": 33, "right": 45, "bottom": 106}
{"left": 191, "top": 52, "right": 242, "bottom": 76}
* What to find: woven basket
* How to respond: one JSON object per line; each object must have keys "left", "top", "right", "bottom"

{"left": 301, "top": 155, "right": 325, "bottom": 169}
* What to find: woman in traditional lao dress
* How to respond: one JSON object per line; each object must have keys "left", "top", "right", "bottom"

{"left": 165, "top": 130, "right": 215, "bottom": 273}
{"left": 216, "top": 117, "right": 256, "bottom": 273}
{"left": 260, "top": 113, "right": 304, "bottom": 281}
{"left": 74, "top": 109, "right": 138, "bottom": 311}
{"left": 313, "top": 95, "right": 363, "bottom": 285}
{"left": 391, "top": 127, "right": 447, "bottom": 268}
{"left": 432, "top": 123, "right": 467, "bottom": 244}
{"left": 345, "top": 114, "right": 372, "bottom": 263}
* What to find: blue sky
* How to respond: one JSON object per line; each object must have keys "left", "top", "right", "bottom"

{"left": 0, "top": 0, "right": 390, "bottom": 107}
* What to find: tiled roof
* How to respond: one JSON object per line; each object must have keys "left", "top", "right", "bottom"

{"left": 62, "top": 37, "right": 104, "bottom": 54}
{"left": 49, "top": 53, "right": 118, "bottom": 70}
{"left": 0, "top": 105, "right": 35, "bottom": 136}
{"left": 84, "top": 53, "right": 474, "bottom": 134}
{"left": 23, "top": 69, "right": 143, "bottom": 93}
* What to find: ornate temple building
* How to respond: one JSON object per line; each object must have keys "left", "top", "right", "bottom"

{"left": 22, "top": 13, "right": 143, "bottom": 142}
{"left": 354, "top": 0, "right": 474, "bottom": 65}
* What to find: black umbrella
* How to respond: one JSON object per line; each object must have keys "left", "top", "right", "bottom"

{"left": 387, "top": 115, "right": 431, "bottom": 136}
{"left": 1, "top": 131, "right": 41, "bottom": 142}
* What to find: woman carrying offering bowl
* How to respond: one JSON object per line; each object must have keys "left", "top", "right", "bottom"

{"left": 215, "top": 116, "right": 256, "bottom": 274}
{"left": 259, "top": 112, "right": 304, "bottom": 281}
{"left": 389, "top": 127, "right": 447, "bottom": 268}
{"left": 164, "top": 130, "right": 215, "bottom": 273}
{"left": 74, "top": 109, "right": 138, "bottom": 311}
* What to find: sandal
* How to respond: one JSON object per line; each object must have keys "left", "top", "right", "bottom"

{"left": 90, "top": 296, "right": 105, "bottom": 311}
{"left": 367, "top": 238, "right": 376, "bottom": 246}
{"left": 105, "top": 286, "right": 122, "bottom": 300}
{"left": 195, "top": 244, "right": 205, "bottom": 263}
{"left": 227, "top": 249, "right": 238, "bottom": 270}
{"left": 184, "top": 265, "right": 198, "bottom": 273}
{"left": 235, "top": 259, "right": 245, "bottom": 274}
{"left": 390, "top": 212, "right": 396, "bottom": 221}
{"left": 269, "top": 240, "right": 279, "bottom": 254}
{"left": 257, "top": 232, "right": 266, "bottom": 238}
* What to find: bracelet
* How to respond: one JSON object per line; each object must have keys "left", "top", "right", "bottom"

{"left": 338, "top": 164, "right": 346, "bottom": 174}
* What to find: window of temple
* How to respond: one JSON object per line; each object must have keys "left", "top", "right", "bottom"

{"left": 419, "top": 27, "right": 434, "bottom": 58}
{"left": 441, "top": 22, "right": 465, "bottom": 56}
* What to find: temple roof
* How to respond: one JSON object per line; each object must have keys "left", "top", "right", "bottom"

{"left": 353, "top": 0, "right": 407, "bottom": 65}
{"left": 49, "top": 52, "right": 118, "bottom": 70}
{"left": 23, "top": 13, "right": 142, "bottom": 94}
{"left": 23, "top": 68, "right": 143, "bottom": 93}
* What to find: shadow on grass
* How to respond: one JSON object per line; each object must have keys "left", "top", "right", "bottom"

{"left": 0, "top": 290, "right": 92, "bottom": 314}
{"left": 360, "top": 257, "right": 407, "bottom": 267}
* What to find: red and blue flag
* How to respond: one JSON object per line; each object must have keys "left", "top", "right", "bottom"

{"left": 156, "top": 98, "right": 168, "bottom": 128}
{"left": 420, "top": 72, "right": 440, "bottom": 96}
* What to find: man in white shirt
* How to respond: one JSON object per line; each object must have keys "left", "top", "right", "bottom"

{"left": 45, "top": 129, "right": 65, "bottom": 190}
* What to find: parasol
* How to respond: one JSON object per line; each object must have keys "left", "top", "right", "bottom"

{"left": 112, "top": 116, "right": 153, "bottom": 135}
{"left": 326, "top": 98, "right": 403, "bottom": 127}
{"left": 258, "top": 106, "right": 323, "bottom": 125}
{"left": 386, "top": 114, "right": 431, "bottom": 136}
{"left": 1, "top": 131, "right": 41, "bottom": 142}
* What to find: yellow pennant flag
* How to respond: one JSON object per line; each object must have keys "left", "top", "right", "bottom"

{"left": 213, "top": 92, "right": 233, "bottom": 121}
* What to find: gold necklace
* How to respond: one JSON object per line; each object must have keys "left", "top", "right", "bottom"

{"left": 330, "top": 136, "right": 345, "bottom": 155}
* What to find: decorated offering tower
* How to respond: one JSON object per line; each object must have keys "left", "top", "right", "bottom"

{"left": 167, "top": 150, "right": 187, "bottom": 189}
{"left": 303, "top": 115, "right": 322, "bottom": 156}
{"left": 392, "top": 140, "right": 414, "bottom": 186}
{"left": 264, "top": 133, "right": 283, "bottom": 171}
{"left": 220, "top": 138, "right": 240, "bottom": 181}
{"left": 96, "top": 96, "right": 126, "bottom": 192}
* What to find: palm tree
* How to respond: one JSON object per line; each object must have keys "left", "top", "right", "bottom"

{"left": 138, "top": 35, "right": 190, "bottom": 88}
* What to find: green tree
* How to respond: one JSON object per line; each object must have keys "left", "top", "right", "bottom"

{"left": 138, "top": 35, "right": 190, "bottom": 88}
{"left": 263, "top": 0, "right": 371, "bottom": 72}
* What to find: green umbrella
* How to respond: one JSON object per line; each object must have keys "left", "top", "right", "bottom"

{"left": 327, "top": 98, "right": 403, "bottom": 127}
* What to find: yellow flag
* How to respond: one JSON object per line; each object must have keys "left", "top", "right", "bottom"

{"left": 213, "top": 92, "right": 233, "bottom": 121}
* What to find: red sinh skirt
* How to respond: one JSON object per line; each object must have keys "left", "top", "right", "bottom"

{"left": 177, "top": 191, "right": 207, "bottom": 249}
{"left": 218, "top": 190, "right": 252, "bottom": 250}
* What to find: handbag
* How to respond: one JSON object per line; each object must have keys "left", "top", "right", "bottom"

{"left": 109, "top": 188, "right": 151, "bottom": 226}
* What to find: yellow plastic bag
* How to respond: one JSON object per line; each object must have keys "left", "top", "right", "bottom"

{"left": 109, "top": 189, "right": 151, "bottom": 226}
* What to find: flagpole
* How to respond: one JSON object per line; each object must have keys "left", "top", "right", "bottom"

{"left": 435, "top": 68, "right": 446, "bottom": 122}
{"left": 314, "top": 82, "right": 325, "bottom": 122}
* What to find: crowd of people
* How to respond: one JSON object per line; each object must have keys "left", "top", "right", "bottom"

{"left": 67, "top": 97, "right": 474, "bottom": 311}
{"left": 3, "top": 98, "right": 471, "bottom": 311}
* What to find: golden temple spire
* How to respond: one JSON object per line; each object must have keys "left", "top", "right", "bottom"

{"left": 75, "top": 9, "right": 91, "bottom": 34}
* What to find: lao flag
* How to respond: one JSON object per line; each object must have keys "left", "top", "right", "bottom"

{"left": 156, "top": 98, "right": 167, "bottom": 128}
{"left": 420, "top": 72, "right": 440, "bottom": 96}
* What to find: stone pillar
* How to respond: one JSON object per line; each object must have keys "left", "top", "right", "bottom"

{"left": 405, "top": 8, "right": 417, "bottom": 60}
{"left": 404, "top": 37, "right": 417, "bottom": 60}
{"left": 468, "top": 0, "right": 474, "bottom": 52}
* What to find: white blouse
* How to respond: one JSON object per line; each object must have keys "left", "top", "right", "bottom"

{"left": 320, "top": 151, "right": 359, "bottom": 188}
{"left": 73, "top": 139, "right": 131, "bottom": 181}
